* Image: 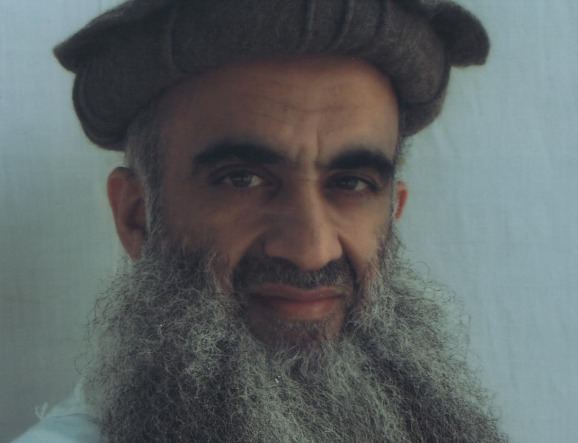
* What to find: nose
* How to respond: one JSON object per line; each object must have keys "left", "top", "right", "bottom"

{"left": 261, "top": 184, "right": 343, "bottom": 272}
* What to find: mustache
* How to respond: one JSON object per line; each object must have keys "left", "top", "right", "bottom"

{"left": 231, "top": 254, "right": 357, "bottom": 294}
{"left": 148, "top": 226, "right": 358, "bottom": 295}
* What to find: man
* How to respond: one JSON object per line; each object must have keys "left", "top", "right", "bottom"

{"left": 14, "top": 0, "right": 507, "bottom": 441}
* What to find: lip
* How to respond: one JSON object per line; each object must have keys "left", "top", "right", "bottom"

{"left": 249, "top": 283, "right": 344, "bottom": 320}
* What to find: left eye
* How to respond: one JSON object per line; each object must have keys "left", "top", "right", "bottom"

{"left": 330, "top": 176, "right": 374, "bottom": 192}
{"left": 217, "top": 170, "right": 266, "bottom": 188}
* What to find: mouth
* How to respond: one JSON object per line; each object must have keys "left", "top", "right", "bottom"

{"left": 249, "top": 283, "right": 345, "bottom": 321}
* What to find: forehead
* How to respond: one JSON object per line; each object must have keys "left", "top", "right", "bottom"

{"left": 158, "top": 56, "right": 400, "bottom": 162}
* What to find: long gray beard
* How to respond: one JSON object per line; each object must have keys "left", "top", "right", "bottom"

{"left": 83, "top": 229, "right": 507, "bottom": 443}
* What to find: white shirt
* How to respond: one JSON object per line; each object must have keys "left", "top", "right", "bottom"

{"left": 10, "top": 383, "right": 101, "bottom": 443}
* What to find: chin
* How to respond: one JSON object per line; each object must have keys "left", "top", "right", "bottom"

{"left": 247, "top": 313, "right": 345, "bottom": 350}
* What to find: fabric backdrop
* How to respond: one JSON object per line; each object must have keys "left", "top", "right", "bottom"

{"left": 1, "top": 1, "right": 576, "bottom": 441}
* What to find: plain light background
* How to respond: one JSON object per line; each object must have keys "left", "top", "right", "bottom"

{"left": 1, "top": 1, "right": 577, "bottom": 442}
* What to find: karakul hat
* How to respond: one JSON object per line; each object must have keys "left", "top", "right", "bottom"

{"left": 54, "top": 0, "right": 490, "bottom": 150}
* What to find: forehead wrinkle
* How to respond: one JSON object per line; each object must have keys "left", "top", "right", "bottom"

{"left": 212, "top": 97, "right": 397, "bottom": 168}
{"left": 236, "top": 91, "right": 365, "bottom": 117}
{"left": 216, "top": 96, "right": 370, "bottom": 141}
{"left": 319, "top": 120, "right": 399, "bottom": 151}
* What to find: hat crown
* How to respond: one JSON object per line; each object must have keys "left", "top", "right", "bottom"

{"left": 54, "top": 0, "right": 489, "bottom": 150}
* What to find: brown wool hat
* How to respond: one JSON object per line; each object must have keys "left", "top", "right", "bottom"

{"left": 54, "top": 0, "right": 489, "bottom": 150}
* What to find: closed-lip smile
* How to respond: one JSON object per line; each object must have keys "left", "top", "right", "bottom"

{"left": 249, "top": 283, "right": 344, "bottom": 320}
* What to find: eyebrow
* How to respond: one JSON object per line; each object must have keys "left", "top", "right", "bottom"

{"left": 192, "top": 138, "right": 396, "bottom": 181}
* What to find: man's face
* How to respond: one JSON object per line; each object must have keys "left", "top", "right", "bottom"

{"left": 150, "top": 55, "right": 406, "bottom": 346}
{"left": 100, "top": 57, "right": 504, "bottom": 443}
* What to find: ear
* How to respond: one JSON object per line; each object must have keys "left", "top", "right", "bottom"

{"left": 107, "top": 167, "right": 147, "bottom": 261}
{"left": 393, "top": 180, "right": 408, "bottom": 220}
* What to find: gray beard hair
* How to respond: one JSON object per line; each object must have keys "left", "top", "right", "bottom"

{"left": 83, "top": 226, "right": 507, "bottom": 443}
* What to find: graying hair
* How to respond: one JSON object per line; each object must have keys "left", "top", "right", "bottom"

{"left": 124, "top": 101, "right": 165, "bottom": 230}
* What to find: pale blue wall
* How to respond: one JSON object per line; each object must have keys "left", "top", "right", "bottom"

{"left": 2, "top": 1, "right": 577, "bottom": 441}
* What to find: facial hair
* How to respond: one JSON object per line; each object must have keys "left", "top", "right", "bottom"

{"left": 83, "top": 226, "right": 507, "bottom": 443}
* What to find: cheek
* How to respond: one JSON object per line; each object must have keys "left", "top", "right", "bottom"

{"left": 162, "top": 184, "right": 261, "bottom": 262}
{"left": 336, "top": 192, "right": 394, "bottom": 236}
{"left": 336, "top": 202, "right": 393, "bottom": 280}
